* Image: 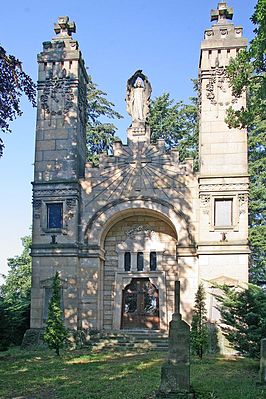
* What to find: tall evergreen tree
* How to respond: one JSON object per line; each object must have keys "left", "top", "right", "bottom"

{"left": 43, "top": 271, "right": 68, "bottom": 356}
{"left": 86, "top": 75, "right": 123, "bottom": 164}
{"left": 225, "top": 0, "right": 266, "bottom": 283}
{"left": 215, "top": 284, "right": 266, "bottom": 358}
{"left": 191, "top": 283, "right": 209, "bottom": 359}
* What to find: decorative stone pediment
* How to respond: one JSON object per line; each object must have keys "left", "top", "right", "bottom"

{"left": 209, "top": 275, "right": 239, "bottom": 286}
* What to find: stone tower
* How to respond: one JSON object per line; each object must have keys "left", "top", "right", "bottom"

{"left": 31, "top": 17, "right": 88, "bottom": 330}
{"left": 198, "top": 2, "right": 249, "bottom": 307}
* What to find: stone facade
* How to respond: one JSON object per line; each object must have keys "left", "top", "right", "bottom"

{"left": 30, "top": 5, "right": 249, "bottom": 343}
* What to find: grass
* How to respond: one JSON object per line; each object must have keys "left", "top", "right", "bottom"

{"left": 0, "top": 348, "right": 265, "bottom": 399}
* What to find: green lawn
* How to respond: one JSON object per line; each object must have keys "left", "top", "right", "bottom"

{"left": 0, "top": 348, "right": 265, "bottom": 399}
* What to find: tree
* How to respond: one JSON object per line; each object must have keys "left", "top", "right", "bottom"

{"left": 215, "top": 284, "right": 266, "bottom": 358}
{"left": 190, "top": 283, "right": 209, "bottom": 359}
{"left": 0, "top": 299, "right": 10, "bottom": 351}
{"left": 149, "top": 89, "right": 198, "bottom": 166}
{"left": 225, "top": 0, "right": 266, "bottom": 283}
{"left": 43, "top": 271, "right": 68, "bottom": 356}
{"left": 86, "top": 75, "right": 123, "bottom": 164}
{"left": 0, "top": 45, "right": 36, "bottom": 157}
{"left": 0, "top": 235, "right": 32, "bottom": 345}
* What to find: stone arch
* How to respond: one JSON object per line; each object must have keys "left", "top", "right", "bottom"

{"left": 84, "top": 197, "right": 191, "bottom": 248}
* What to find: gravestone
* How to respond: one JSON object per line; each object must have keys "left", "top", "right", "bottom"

{"left": 259, "top": 338, "right": 266, "bottom": 385}
{"left": 156, "top": 281, "right": 194, "bottom": 398}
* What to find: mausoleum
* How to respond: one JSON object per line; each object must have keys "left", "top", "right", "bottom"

{"left": 30, "top": 3, "right": 249, "bottom": 338}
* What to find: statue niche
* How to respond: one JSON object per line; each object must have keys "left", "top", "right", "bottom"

{"left": 126, "top": 70, "right": 152, "bottom": 126}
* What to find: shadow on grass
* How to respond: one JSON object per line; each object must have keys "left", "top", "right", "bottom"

{"left": 0, "top": 350, "right": 265, "bottom": 399}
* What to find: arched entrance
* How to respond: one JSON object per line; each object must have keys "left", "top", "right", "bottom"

{"left": 101, "top": 212, "right": 177, "bottom": 331}
{"left": 121, "top": 278, "right": 159, "bottom": 330}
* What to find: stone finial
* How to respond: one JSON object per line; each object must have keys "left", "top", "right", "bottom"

{"left": 211, "top": 2, "right": 233, "bottom": 23}
{"left": 54, "top": 16, "right": 76, "bottom": 37}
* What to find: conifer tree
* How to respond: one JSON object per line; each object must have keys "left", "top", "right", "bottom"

{"left": 191, "top": 283, "right": 209, "bottom": 359}
{"left": 43, "top": 272, "right": 68, "bottom": 356}
{"left": 215, "top": 284, "right": 266, "bottom": 358}
{"left": 86, "top": 75, "right": 123, "bottom": 164}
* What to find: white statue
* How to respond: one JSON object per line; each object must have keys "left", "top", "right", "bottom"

{"left": 126, "top": 70, "right": 152, "bottom": 124}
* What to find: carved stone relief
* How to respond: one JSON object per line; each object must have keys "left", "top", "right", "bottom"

{"left": 40, "top": 69, "right": 74, "bottom": 124}
{"left": 200, "top": 194, "right": 211, "bottom": 215}
{"left": 200, "top": 183, "right": 248, "bottom": 192}
{"left": 34, "top": 188, "right": 79, "bottom": 197}
{"left": 33, "top": 199, "right": 42, "bottom": 219}
{"left": 238, "top": 193, "right": 248, "bottom": 214}
{"left": 205, "top": 61, "right": 238, "bottom": 107}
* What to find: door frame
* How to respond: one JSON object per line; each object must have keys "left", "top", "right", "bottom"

{"left": 121, "top": 277, "right": 160, "bottom": 330}
{"left": 113, "top": 271, "right": 168, "bottom": 331}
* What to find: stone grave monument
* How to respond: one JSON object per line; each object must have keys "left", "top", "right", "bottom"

{"left": 156, "top": 281, "right": 194, "bottom": 398}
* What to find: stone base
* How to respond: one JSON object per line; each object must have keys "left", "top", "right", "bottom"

{"left": 158, "top": 361, "right": 190, "bottom": 393}
{"left": 156, "top": 391, "right": 195, "bottom": 398}
{"left": 21, "top": 328, "right": 46, "bottom": 350}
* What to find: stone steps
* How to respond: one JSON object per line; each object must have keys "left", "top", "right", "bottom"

{"left": 89, "top": 330, "right": 169, "bottom": 352}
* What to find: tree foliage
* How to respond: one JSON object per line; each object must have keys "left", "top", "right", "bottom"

{"left": 0, "top": 45, "right": 36, "bottom": 157}
{"left": 43, "top": 271, "right": 68, "bottom": 356}
{"left": 191, "top": 283, "right": 209, "bottom": 359}
{"left": 225, "top": 0, "right": 266, "bottom": 283}
{"left": 215, "top": 284, "right": 266, "bottom": 358}
{"left": 149, "top": 87, "right": 198, "bottom": 166}
{"left": 86, "top": 75, "right": 123, "bottom": 164}
{"left": 0, "top": 235, "right": 32, "bottom": 346}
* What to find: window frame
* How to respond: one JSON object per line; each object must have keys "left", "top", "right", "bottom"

{"left": 150, "top": 252, "right": 157, "bottom": 271}
{"left": 124, "top": 251, "right": 131, "bottom": 272}
{"left": 46, "top": 202, "right": 63, "bottom": 230}
{"left": 137, "top": 252, "right": 144, "bottom": 271}
{"left": 210, "top": 195, "right": 238, "bottom": 231}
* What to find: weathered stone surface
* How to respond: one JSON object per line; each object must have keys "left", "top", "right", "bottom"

{"left": 156, "top": 282, "right": 193, "bottom": 398}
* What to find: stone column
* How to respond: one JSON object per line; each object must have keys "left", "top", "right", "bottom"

{"left": 30, "top": 16, "right": 89, "bottom": 335}
{"left": 197, "top": 3, "right": 249, "bottom": 349}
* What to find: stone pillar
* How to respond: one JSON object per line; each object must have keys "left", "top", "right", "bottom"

{"left": 157, "top": 281, "right": 194, "bottom": 398}
{"left": 197, "top": 3, "right": 249, "bottom": 341}
{"left": 259, "top": 338, "right": 266, "bottom": 385}
{"left": 30, "top": 17, "right": 89, "bottom": 334}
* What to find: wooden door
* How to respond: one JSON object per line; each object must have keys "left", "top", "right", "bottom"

{"left": 121, "top": 278, "right": 159, "bottom": 330}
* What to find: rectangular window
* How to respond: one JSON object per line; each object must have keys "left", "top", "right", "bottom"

{"left": 124, "top": 252, "right": 131, "bottom": 271}
{"left": 47, "top": 203, "right": 63, "bottom": 229}
{"left": 150, "top": 252, "right": 157, "bottom": 271}
{"left": 137, "top": 252, "right": 144, "bottom": 271}
{"left": 214, "top": 199, "right": 233, "bottom": 227}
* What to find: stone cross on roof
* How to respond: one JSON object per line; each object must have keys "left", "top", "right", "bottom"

{"left": 211, "top": 2, "right": 233, "bottom": 23}
{"left": 54, "top": 16, "right": 76, "bottom": 37}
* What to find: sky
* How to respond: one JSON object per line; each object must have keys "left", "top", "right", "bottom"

{"left": 0, "top": 0, "right": 256, "bottom": 281}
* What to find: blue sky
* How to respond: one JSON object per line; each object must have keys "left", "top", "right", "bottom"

{"left": 0, "top": 0, "right": 256, "bottom": 280}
